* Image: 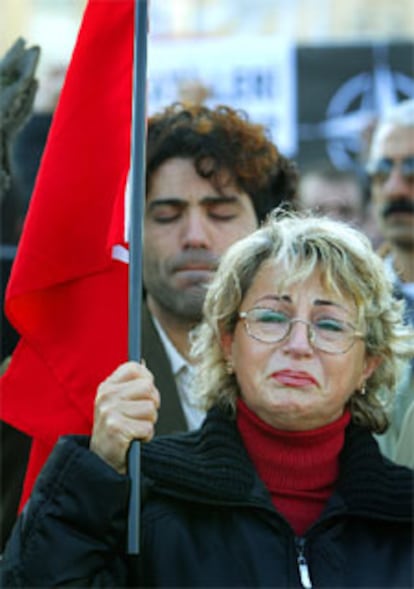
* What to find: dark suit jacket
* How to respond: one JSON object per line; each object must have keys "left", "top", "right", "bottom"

{"left": 0, "top": 301, "right": 187, "bottom": 550}
{"left": 141, "top": 302, "right": 187, "bottom": 434}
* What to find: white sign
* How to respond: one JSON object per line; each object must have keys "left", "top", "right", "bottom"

{"left": 147, "top": 36, "right": 297, "bottom": 156}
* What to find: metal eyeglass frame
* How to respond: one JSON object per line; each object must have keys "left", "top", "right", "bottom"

{"left": 238, "top": 310, "right": 365, "bottom": 355}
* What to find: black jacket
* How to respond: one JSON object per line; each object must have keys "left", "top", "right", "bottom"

{"left": 2, "top": 407, "right": 413, "bottom": 588}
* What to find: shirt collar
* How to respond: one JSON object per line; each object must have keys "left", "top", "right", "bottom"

{"left": 151, "top": 315, "right": 188, "bottom": 376}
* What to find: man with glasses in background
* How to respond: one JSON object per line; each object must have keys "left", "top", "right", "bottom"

{"left": 366, "top": 98, "right": 414, "bottom": 464}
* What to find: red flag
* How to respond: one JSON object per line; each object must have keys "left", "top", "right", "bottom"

{"left": 0, "top": 0, "right": 134, "bottom": 508}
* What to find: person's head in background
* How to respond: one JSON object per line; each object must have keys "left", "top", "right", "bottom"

{"left": 298, "top": 163, "right": 382, "bottom": 247}
{"left": 298, "top": 164, "right": 366, "bottom": 225}
{"left": 366, "top": 99, "right": 414, "bottom": 280}
{"left": 143, "top": 103, "right": 297, "bottom": 355}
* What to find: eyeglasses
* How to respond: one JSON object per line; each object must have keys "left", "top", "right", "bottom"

{"left": 238, "top": 307, "right": 365, "bottom": 355}
{"left": 369, "top": 156, "right": 414, "bottom": 183}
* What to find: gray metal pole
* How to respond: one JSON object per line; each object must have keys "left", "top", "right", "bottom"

{"left": 127, "top": 0, "right": 148, "bottom": 556}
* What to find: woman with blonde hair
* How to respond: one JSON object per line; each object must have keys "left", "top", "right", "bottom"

{"left": 2, "top": 211, "right": 413, "bottom": 588}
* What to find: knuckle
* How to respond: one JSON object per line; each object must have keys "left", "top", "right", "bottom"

{"left": 104, "top": 415, "right": 122, "bottom": 437}
{"left": 141, "top": 420, "right": 155, "bottom": 441}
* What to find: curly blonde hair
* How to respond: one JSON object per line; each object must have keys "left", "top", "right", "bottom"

{"left": 190, "top": 210, "right": 414, "bottom": 433}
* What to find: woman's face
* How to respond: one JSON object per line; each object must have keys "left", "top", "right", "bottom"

{"left": 222, "top": 260, "right": 380, "bottom": 431}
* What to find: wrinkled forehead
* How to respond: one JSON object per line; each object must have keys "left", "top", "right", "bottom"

{"left": 370, "top": 124, "right": 414, "bottom": 161}
{"left": 249, "top": 257, "right": 352, "bottom": 303}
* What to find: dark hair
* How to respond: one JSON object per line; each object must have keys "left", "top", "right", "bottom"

{"left": 146, "top": 103, "right": 298, "bottom": 222}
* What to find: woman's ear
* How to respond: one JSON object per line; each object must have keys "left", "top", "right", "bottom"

{"left": 360, "top": 355, "right": 382, "bottom": 387}
{"left": 220, "top": 332, "right": 233, "bottom": 361}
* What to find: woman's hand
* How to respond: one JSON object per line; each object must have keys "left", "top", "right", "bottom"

{"left": 90, "top": 361, "right": 160, "bottom": 474}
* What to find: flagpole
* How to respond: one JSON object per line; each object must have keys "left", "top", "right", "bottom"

{"left": 127, "top": 0, "right": 148, "bottom": 555}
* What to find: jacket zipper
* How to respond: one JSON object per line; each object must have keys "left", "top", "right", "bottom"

{"left": 295, "top": 537, "right": 312, "bottom": 588}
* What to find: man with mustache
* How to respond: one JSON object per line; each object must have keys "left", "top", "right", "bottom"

{"left": 0, "top": 102, "right": 298, "bottom": 548}
{"left": 366, "top": 98, "right": 414, "bottom": 463}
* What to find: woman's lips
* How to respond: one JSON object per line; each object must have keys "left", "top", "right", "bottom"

{"left": 271, "top": 370, "right": 319, "bottom": 387}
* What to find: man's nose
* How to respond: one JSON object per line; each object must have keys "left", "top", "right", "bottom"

{"left": 181, "top": 209, "right": 210, "bottom": 249}
{"left": 383, "top": 165, "right": 413, "bottom": 197}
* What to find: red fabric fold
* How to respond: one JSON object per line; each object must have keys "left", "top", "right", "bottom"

{"left": 0, "top": 0, "right": 134, "bottom": 509}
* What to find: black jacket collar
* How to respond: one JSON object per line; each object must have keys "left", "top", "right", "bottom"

{"left": 142, "top": 406, "right": 413, "bottom": 521}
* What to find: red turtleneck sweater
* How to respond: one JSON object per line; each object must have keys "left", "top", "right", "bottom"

{"left": 236, "top": 399, "right": 351, "bottom": 536}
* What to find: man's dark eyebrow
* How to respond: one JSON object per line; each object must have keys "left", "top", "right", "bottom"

{"left": 147, "top": 198, "right": 186, "bottom": 212}
{"left": 147, "top": 194, "right": 241, "bottom": 211}
{"left": 201, "top": 195, "right": 241, "bottom": 205}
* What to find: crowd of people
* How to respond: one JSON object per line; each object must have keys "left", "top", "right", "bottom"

{"left": 0, "top": 28, "right": 413, "bottom": 588}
